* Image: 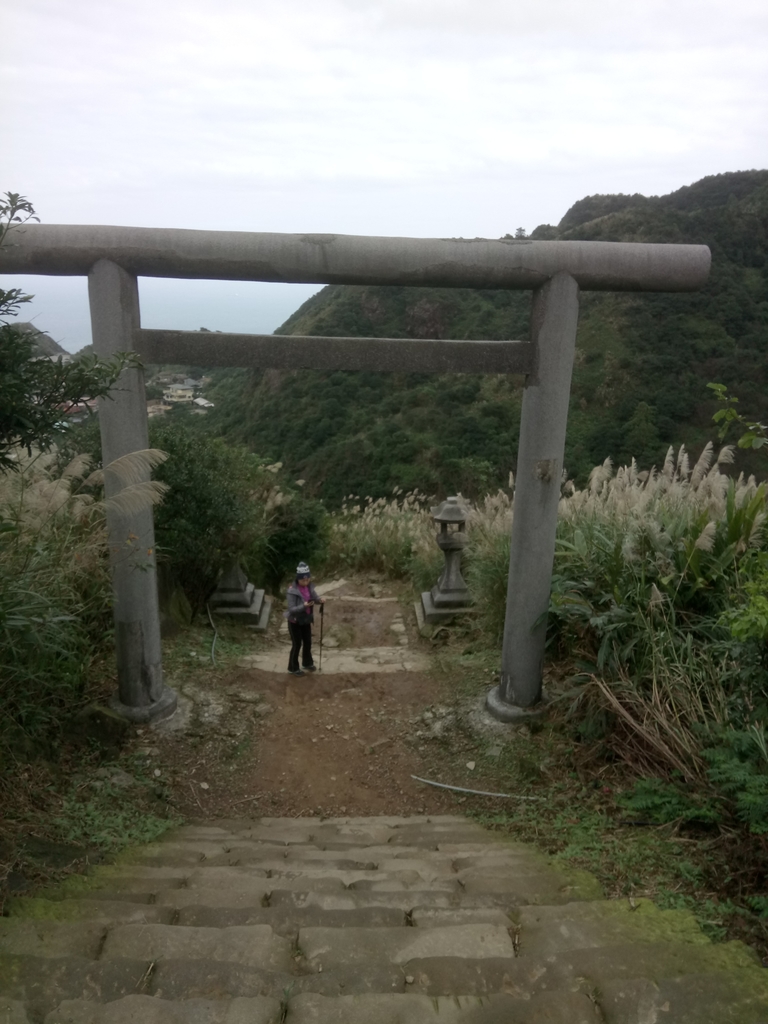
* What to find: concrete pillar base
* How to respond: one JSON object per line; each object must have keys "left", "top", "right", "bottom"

{"left": 108, "top": 686, "right": 178, "bottom": 724}
{"left": 485, "top": 685, "right": 548, "bottom": 724}
{"left": 420, "top": 591, "right": 474, "bottom": 625}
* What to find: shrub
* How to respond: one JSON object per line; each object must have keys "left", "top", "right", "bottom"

{"left": 148, "top": 421, "right": 273, "bottom": 614}
{"left": 0, "top": 450, "right": 111, "bottom": 753}
{"left": 261, "top": 490, "right": 329, "bottom": 593}
{"left": 324, "top": 490, "right": 438, "bottom": 583}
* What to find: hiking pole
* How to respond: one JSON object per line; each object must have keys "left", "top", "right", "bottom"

{"left": 319, "top": 603, "right": 324, "bottom": 672}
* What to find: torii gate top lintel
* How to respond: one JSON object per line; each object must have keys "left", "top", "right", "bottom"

{"left": 0, "top": 224, "right": 711, "bottom": 292}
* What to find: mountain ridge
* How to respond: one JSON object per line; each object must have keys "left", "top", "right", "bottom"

{"left": 200, "top": 170, "right": 768, "bottom": 505}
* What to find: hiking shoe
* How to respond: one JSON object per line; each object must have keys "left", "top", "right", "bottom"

{"left": 303, "top": 665, "right": 317, "bottom": 672}
{"left": 290, "top": 669, "right": 306, "bottom": 677}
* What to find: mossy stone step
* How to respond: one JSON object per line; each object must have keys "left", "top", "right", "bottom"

{"left": 102, "top": 923, "right": 293, "bottom": 970}
{"left": 3, "top": 815, "right": 768, "bottom": 1023}
{"left": 6, "top": 898, "right": 173, "bottom": 926}
{"left": 0, "top": 921, "right": 107, "bottom": 959}
{"left": 298, "top": 923, "right": 515, "bottom": 968}
{"left": 174, "top": 903, "right": 407, "bottom": 931}
{"left": 45, "top": 994, "right": 282, "bottom": 1023}
{"left": 283, "top": 990, "right": 600, "bottom": 1023}
{"left": 0, "top": 954, "right": 151, "bottom": 1016}
{"left": 600, "top": 971, "right": 768, "bottom": 1024}
{"left": 263, "top": 888, "right": 514, "bottom": 911}
{"left": 515, "top": 898, "right": 710, "bottom": 955}
{"left": 553, "top": 937, "right": 760, "bottom": 987}
{"left": 0, "top": 999, "right": 32, "bottom": 1024}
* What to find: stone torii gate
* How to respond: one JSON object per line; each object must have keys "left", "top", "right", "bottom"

{"left": 0, "top": 227, "right": 710, "bottom": 724}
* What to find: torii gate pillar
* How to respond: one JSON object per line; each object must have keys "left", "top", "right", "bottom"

{"left": 88, "top": 259, "right": 177, "bottom": 722}
{"left": 487, "top": 271, "right": 580, "bottom": 720}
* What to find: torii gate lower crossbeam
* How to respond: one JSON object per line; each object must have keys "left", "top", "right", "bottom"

{"left": 0, "top": 227, "right": 710, "bottom": 724}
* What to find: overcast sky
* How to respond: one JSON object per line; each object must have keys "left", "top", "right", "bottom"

{"left": 3, "top": 0, "right": 767, "bottom": 351}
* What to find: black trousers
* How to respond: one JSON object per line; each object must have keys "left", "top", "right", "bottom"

{"left": 288, "top": 621, "right": 314, "bottom": 672}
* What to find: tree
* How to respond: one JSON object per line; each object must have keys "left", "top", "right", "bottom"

{"left": 708, "top": 382, "right": 768, "bottom": 453}
{"left": 148, "top": 421, "right": 273, "bottom": 613}
{"left": 621, "top": 401, "right": 662, "bottom": 466}
{"left": 0, "top": 193, "right": 136, "bottom": 471}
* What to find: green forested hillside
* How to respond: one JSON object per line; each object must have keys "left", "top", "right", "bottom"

{"left": 203, "top": 170, "right": 768, "bottom": 504}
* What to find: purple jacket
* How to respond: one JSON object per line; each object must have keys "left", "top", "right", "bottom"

{"left": 284, "top": 580, "right": 322, "bottom": 624}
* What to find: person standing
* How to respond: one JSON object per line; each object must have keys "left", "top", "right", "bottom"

{"left": 285, "top": 562, "right": 324, "bottom": 676}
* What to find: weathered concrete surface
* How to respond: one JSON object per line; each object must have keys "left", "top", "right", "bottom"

{"left": 0, "top": 225, "right": 711, "bottom": 292}
{"left": 87, "top": 259, "right": 176, "bottom": 723}
{"left": 0, "top": 999, "right": 33, "bottom": 1024}
{"left": 135, "top": 330, "right": 534, "bottom": 374}
{"left": 493, "top": 271, "right": 580, "bottom": 712}
{"left": 102, "top": 923, "right": 293, "bottom": 969}
{"left": 286, "top": 991, "right": 599, "bottom": 1023}
{"left": 299, "top": 923, "right": 515, "bottom": 966}
{"left": 514, "top": 898, "right": 709, "bottom": 955}
{"left": 237, "top": 647, "right": 430, "bottom": 674}
{"left": 0, "top": 921, "right": 106, "bottom": 959}
{"left": 45, "top": 995, "right": 282, "bottom": 1023}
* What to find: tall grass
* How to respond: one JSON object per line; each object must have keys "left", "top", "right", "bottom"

{"left": 548, "top": 444, "right": 767, "bottom": 784}
{"left": 0, "top": 450, "right": 110, "bottom": 751}
{"left": 324, "top": 489, "right": 442, "bottom": 588}
{"left": 0, "top": 447, "right": 167, "bottom": 755}
{"left": 326, "top": 444, "right": 768, "bottom": 831}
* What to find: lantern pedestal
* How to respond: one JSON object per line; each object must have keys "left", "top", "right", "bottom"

{"left": 419, "top": 496, "right": 474, "bottom": 625}
{"left": 419, "top": 590, "right": 474, "bottom": 625}
{"left": 209, "top": 564, "right": 272, "bottom": 631}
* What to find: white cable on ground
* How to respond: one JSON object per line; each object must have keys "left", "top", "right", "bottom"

{"left": 206, "top": 603, "right": 218, "bottom": 667}
{"left": 410, "top": 775, "right": 542, "bottom": 800}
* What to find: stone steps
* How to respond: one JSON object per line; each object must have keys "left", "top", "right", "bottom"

{"left": 2, "top": 815, "right": 768, "bottom": 1023}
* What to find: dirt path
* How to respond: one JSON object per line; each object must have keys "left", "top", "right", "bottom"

{"left": 140, "top": 579, "right": 473, "bottom": 820}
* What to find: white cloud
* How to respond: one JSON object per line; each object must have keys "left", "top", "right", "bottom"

{"left": 2, "top": 0, "right": 766, "bottom": 347}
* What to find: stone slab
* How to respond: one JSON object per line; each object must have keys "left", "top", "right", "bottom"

{"left": 0, "top": 955, "right": 150, "bottom": 1013}
{"left": 343, "top": 877, "right": 459, "bottom": 892}
{"left": 146, "top": 961, "right": 282, "bottom": 1002}
{"left": 139, "top": 848, "right": 460, "bottom": 883}
{"left": 160, "top": 843, "right": 461, "bottom": 866}
{"left": 176, "top": 905, "right": 407, "bottom": 932}
{"left": 0, "top": 921, "right": 106, "bottom": 960}
{"left": 411, "top": 908, "right": 513, "bottom": 928}
{"left": 58, "top": 866, "right": 189, "bottom": 892}
{"left": 267, "top": 890, "right": 511, "bottom": 912}
{"left": 102, "top": 924, "right": 293, "bottom": 971}
{"left": 181, "top": 864, "right": 448, "bottom": 890}
{"left": 237, "top": 647, "right": 429, "bottom": 674}
{"left": 0, "top": 999, "right": 33, "bottom": 1024}
{"left": 404, "top": 955, "right": 575, "bottom": 997}
{"left": 149, "top": 959, "right": 404, "bottom": 1001}
{"left": 299, "top": 924, "right": 515, "bottom": 967}
{"left": 599, "top": 972, "right": 768, "bottom": 1024}
{"left": 557, "top": 939, "right": 760, "bottom": 987}
{"left": 286, "top": 990, "right": 600, "bottom": 1023}
{"left": 458, "top": 866, "right": 603, "bottom": 903}
{"left": 515, "top": 899, "right": 709, "bottom": 956}
{"left": 44, "top": 995, "right": 282, "bottom": 1023}
{"left": 5, "top": 899, "right": 173, "bottom": 926}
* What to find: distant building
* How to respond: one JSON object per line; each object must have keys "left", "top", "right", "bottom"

{"left": 193, "top": 397, "right": 214, "bottom": 409}
{"left": 147, "top": 399, "right": 168, "bottom": 418}
{"left": 162, "top": 384, "right": 195, "bottom": 403}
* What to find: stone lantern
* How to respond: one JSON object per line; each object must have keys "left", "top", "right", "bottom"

{"left": 420, "top": 496, "right": 474, "bottom": 624}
